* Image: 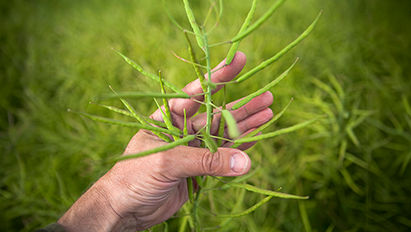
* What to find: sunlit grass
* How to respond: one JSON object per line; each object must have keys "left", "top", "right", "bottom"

{"left": 1, "top": 0, "right": 410, "bottom": 231}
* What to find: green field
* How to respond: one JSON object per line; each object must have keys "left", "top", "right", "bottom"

{"left": 1, "top": 0, "right": 411, "bottom": 231}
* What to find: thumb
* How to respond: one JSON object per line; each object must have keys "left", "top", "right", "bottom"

{"left": 166, "top": 146, "right": 251, "bottom": 178}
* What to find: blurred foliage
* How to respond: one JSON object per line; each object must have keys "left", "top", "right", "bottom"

{"left": 1, "top": 0, "right": 410, "bottom": 231}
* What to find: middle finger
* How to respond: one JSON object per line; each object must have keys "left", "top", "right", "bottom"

{"left": 191, "top": 91, "right": 273, "bottom": 134}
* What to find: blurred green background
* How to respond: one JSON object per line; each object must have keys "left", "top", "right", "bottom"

{"left": 1, "top": 0, "right": 410, "bottom": 231}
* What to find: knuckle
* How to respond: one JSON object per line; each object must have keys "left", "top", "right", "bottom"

{"left": 200, "top": 150, "right": 224, "bottom": 176}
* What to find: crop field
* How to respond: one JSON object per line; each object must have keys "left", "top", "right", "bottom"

{"left": 1, "top": 0, "right": 410, "bottom": 231}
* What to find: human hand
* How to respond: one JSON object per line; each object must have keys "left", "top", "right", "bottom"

{"left": 58, "top": 52, "right": 273, "bottom": 231}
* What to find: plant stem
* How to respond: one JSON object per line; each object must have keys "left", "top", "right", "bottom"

{"left": 202, "top": 29, "right": 214, "bottom": 140}
{"left": 192, "top": 187, "right": 202, "bottom": 232}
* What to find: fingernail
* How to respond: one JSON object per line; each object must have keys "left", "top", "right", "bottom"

{"left": 230, "top": 152, "right": 248, "bottom": 173}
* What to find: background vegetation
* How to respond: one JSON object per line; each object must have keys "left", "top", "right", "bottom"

{"left": 1, "top": 0, "right": 410, "bottom": 231}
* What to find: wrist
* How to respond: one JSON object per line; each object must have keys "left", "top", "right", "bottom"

{"left": 58, "top": 179, "right": 122, "bottom": 232}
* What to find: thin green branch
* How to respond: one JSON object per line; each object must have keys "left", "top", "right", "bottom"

{"left": 113, "top": 135, "right": 195, "bottom": 162}
{"left": 101, "top": 91, "right": 190, "bottom": 99}
{"left": 235, "top": 11, "right": 322, "bottom": 83}
{"left": 221, "top": 110, "right": 240, "bottom": 139}
{"left": 232, "top": 57, "right": 299, "bottom": 110}
{"left": 162, "top": 0, "right": 189, "bottom": 32}
{"left": 231, "top": 0, "right": 286, "bottom": 42}
{"left": 91, "top": 102, "right": 167, "bottom": 128}
{"left": 172, "top": 50, "right": 208, "bottom": 69}
{"left": 153, "top": 98, "right": 181, "bottom": 137}
{"left": 184, "top": 31, "right": 207, "bottom": 92}
{"left": 234, "top": 118, "right": 318, "bottom": 144}
{"left": 205, "top": 0, "right": 224, "bottom": 34}
{"left": 202, "top": 29, "right": 214, "bottom": 138}
{"left": 217, "top": 196, "right": 273, "bottom": 218}
{"left": 69, "top": 110, "right": 180, "bottom": 136}
{"left": 114, "top": 49, "right": 185, "bottom": 94}
{"left": 183, "top": 0, "right": 205, "bottom": 50}
{"left": 226, "top": 0, "right": 257, "bottom": 64}
{"left": 232, "top": 98, "right": 294, "bottom": 149}
{"left": 159, "top": 71, "right": 180, "bottom": 141}
{"left": 228, "top": 183, "right": 309, "bottom": 199}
